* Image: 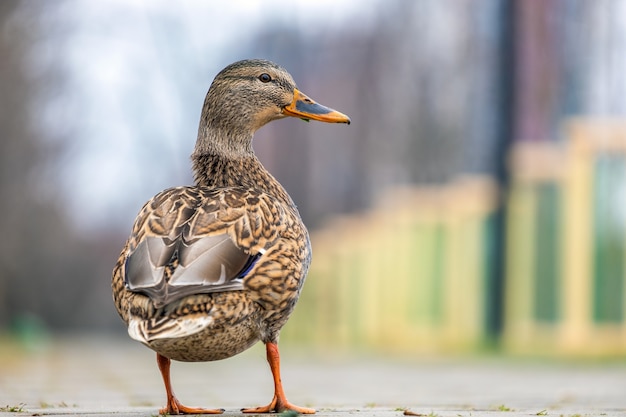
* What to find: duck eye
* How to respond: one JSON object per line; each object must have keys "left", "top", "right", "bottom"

{"left": 259, "top": 73, "right": 272, "bottom": 83}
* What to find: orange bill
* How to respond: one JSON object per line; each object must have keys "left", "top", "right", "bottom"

{"left": 283, "top": 88, "right": 351, "bottom": 124}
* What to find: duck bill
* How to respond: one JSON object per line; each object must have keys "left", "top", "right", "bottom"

{"left": 283, "top": 89, "right": 351, "bottom": 124}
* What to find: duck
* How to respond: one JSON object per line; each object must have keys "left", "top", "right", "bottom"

{"left": 111, "top": 58, "right": 350, "bottom": 415}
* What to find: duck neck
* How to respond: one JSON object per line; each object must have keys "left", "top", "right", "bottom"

{"left": 191, "top": 150, "right": 294, "bottom": 206}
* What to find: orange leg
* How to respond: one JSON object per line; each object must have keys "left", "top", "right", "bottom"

{"left": 242, "top": 342, "right": 315, "bottom": 414}
{"left": 156, "top": 353, "right": 224, "bottom": 415}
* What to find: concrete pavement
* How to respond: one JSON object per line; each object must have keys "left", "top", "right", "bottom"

{"left": 1, "top": 336, "right": 625, "bottom": 417}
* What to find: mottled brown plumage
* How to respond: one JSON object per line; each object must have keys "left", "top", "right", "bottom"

{"left": 111, "top": 59, "right": 350, "bottom": 415}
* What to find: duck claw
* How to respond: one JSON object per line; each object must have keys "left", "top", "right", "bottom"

{"left": 160, "top": 397, "right": 224, "bottom": 415}
{"left": 242, "top": 395, "right": 315, "bottom": 414}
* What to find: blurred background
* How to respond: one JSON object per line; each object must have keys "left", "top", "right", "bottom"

{"left": 1, "top": 0, "right": 626, "bottom": 357}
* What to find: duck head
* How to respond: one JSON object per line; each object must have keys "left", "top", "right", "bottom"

{"left": 194, "top": 59, "right": 350, "bottom": 157}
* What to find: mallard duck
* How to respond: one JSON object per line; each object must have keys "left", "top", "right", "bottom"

{"left": 112, "top": 59, "right": 350, "bottom": 415}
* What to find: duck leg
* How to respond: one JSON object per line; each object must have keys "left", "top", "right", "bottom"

{"left": 242, "top": 342, "right": 315, "bottom": 414}
{"left": 156, "top": 353, "right": 224, "bottom": 415}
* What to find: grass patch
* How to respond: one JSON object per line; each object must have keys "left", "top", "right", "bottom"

{"left": 0, "top": 403, "right": 25, "bottom": 412}
{"left": 38, "top": 401, "right": 77, "bottom": 409}
{"left": 493, "top": 404, "right": 514, "bottom": 412}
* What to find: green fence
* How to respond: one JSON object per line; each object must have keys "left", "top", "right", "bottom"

{"left": 282, "top": 119, "right": 626, "bottom": 356}
{"left": 504, "top": 119, "right": 626, "bottom": 356}
{"left": 281, "top": 178, "right": 498, "bottom": 353}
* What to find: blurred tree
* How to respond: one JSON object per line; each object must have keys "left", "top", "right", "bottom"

{"left": 0, "top": 0, "right": 51, "bottom": 328}
{"left": 247, "top": 1, "right": 505, "bottom": 226}
{"left": 0, "top": 0, "right": 121, "bottom": 332}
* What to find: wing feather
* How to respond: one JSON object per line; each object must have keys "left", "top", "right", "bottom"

{"left": 123, "top": 186, "right": 282, "bottom": 308}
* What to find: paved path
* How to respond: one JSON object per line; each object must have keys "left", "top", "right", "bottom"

{"left": 1, "top": 336, "right": 625, "bottom": 417}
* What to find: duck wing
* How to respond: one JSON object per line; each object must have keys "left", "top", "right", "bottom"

{"left": 123, "top": 186, "right": 283, "bottom": 308}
